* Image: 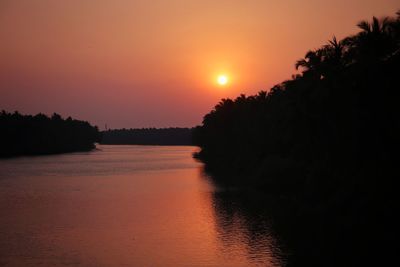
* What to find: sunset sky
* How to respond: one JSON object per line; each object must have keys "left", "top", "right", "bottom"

{"left": 1, "top": 0, "right": 398, "bottom": 129}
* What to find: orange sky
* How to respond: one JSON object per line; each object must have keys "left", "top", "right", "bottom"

{"left": 0, "top": 0, "right": 398, "bottom": 128}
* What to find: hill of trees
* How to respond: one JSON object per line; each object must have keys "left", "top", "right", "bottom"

{"left": 101, "top": 128, "right": 193, "bottom": 145}
{"left": 194, "top": 12, "right": 399, "bottom": 190}
{"left": 193, "top": 12, "right": 399, "bottom": 266}
{"left": 0, "top": 111, "right": 100, "bottom": 157}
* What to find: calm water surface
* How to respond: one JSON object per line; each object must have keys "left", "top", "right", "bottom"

{"left": 0, "top": 145, "right": 284, "bottom": 267}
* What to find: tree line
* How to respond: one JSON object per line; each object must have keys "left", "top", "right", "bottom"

{"left": 101, "top": 128, "right": 193, "bottom": 145}
{"left": 0, "top": 111, "right": 100, "bottom": 157}
{"left": 194, "top": 11, "right": 399, "bottom": 190}
{"left": 193, "top": 11, "right": 400, "bottom": 266}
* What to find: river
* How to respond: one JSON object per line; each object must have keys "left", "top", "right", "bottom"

{"left": 0, "top": 145, "right": 284, "bottom": 267}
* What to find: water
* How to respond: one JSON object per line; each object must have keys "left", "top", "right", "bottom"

{"left": 0, "top": 145, "right": 284, "bottom": 267}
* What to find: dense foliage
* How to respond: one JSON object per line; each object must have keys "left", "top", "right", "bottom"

{"left": 194, "top": 12, "right": 400, "bottom": 191}
{"left": 0, "top": 111, "right": 100, "bottom": 157}
{"left": 101, "top": 128, "right": 193, "bottom": 145}
{"left": 193, "top": 12, "right": 400, "bottom": 266}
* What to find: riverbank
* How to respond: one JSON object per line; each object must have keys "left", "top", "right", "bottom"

{"left": 0, "top": 111, "right": 100, "bottom": 158}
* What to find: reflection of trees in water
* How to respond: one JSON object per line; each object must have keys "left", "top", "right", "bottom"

{"left": 194, "top": 11, "right": 400, "bottom": 266}
{"left": 203, "top": 165, "right": 397, "bottom": 267}
{"left": 212, "top": 191, "right": 282, "bottom": 266}
{"left": 209, "top": 187, "right": 286, "bottom": 267}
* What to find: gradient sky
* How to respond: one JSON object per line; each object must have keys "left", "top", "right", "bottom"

{"left": 1, "top": 1, "right": 398, "bottom": 128}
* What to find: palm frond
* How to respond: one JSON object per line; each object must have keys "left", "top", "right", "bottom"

{"left": 357, "top": 20, "right": 371, "bottom": 32}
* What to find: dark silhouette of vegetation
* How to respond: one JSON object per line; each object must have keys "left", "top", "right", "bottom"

{"left": 194, "top": 12, "right": 400, "bottom": 266}
{"left": 101, "top": 128, "right": 193, "bottom": 145}
{"left": 194, "top": 11, "right": 399, "bottom": 188}
{"left": 0, "top": 111, "right": 100, "bottom": 157}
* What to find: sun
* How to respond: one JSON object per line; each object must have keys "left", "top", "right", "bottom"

{"left": 217, "top": 75, "right": 228, "bottom": 86}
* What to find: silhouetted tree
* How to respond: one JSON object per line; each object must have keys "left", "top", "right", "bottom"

{"left": 0, "top": 111, "right": 100, "bottom": 157}
{"left": 194, "top": 12, "right": 400, "bottom": 189}
{"left": 101, "top": 128, "right": 193, "bottom": 145}
{"left": 193, "top": 12, "right": 400, "bottom": 266}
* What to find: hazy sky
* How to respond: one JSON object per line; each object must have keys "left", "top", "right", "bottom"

{"left": 1, "top": 0, "right": 398, "bottom": 128}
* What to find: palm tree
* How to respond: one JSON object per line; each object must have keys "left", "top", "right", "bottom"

{"left": 343, "top": 16, "right": 396, "bottom": 63}
{"left": 295, "top": 50, "right": 321, "bottom": 71}
{"left": 323, "top": 36, "right": 343, "bottom": 58}
{"left": 295, "top": 49, "right": 326, "bottom": 80}
{"left": 356, "top": 16, "right": 390, "bottom": 34}
{"left": 295, "top": 37, "right": 345, "bottom": 79}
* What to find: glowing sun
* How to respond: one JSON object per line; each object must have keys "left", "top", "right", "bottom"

{"left": 217, "top": 75, "right": 229, "bottom": 86}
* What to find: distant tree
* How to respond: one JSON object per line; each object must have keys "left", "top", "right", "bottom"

{"left": 101, "top": 127, "right": 193, "bottom": 145}
{"left": 0, "top": 111, "right": 100, "bottom": 157}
